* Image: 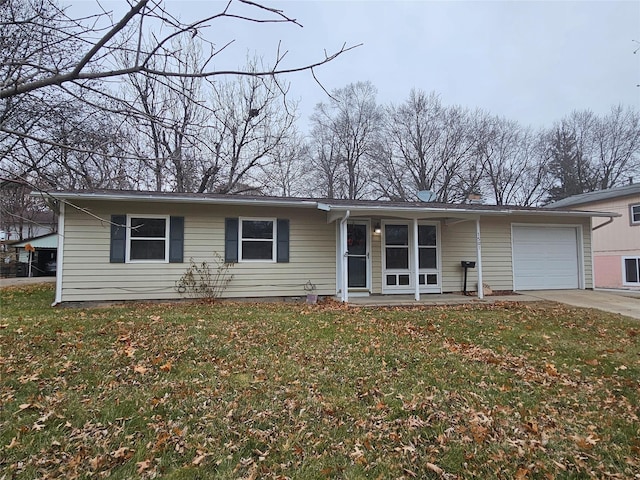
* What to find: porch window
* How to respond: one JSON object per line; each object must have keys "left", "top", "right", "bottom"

{"left": 240, "top": 219, "right": 275, "bottom": 261}
{"left": 624, "top": 257, "right": 640, "bottom": 285}
{"left": 128, "top": 216, "right": 169, "bottom": 261}
{"left": 385, "top": 224, "right": 409, "bottom": 286}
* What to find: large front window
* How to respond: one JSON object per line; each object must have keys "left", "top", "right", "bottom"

{"left": 128, "top": 216, "right": 168, "bottom": 261}
{"left": 240, "top": 219, "right": 275, "bottom": 261}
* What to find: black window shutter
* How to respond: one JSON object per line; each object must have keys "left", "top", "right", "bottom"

{"left": 110, "top": 214, "right": 126, "bottom": 263}
{"left": 169, "top": 216, "right": 184, "bottom": 263}
{"left": 225, "top": 218, "right": 239, "bottom": 263}
{"left": 277, "top": 219, "right": 290, "bottom": 263}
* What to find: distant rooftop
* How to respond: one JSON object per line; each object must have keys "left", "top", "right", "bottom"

{"left": 547, "top": 183, "right": 640, "bottom": 208}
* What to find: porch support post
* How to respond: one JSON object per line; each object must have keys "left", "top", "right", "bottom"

{"left": 340, "top": 210, "right": 350, "bottom": 303}
{"left": 476, "top": 217, "right": 484, "bottom": 300}
{"left": 413, "top": 218, "right": 420, "bottom": 301}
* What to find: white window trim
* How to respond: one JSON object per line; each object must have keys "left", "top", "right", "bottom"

{"left": 622, "top": 256, "right": 640, "bottom": 286}
{"left": 126, "top": 214, "right": 170, "bottom": 263}
{"left": 239, "top": 217, "right": 276, "bottom": 263}
{"left": 381, "top": 220, "right": 441, "bottom": 294}
{"left": 630, "top": 204, "right": 640, "bottom": 226}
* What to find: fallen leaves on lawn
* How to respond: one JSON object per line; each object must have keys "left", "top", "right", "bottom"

{"left": 2, "top": 290, "right": 639, "bottom": 479}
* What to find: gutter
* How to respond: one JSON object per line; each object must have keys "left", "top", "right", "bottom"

{"left": 34, "top": 191, "right": 320, "bottom": 210}
{"left": 52, "top": 201, "right": 64, "bottom": 306}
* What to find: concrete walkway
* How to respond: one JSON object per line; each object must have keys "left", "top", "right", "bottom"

{"left": 520, "top": 289, "right": 640, "bottom": 320}
{"left": 0, "top": 276, "right": 56, "bottom": 288}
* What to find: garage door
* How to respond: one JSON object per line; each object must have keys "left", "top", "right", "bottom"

{"left": 512, "top": 226, "right": 580, "bottom": 290}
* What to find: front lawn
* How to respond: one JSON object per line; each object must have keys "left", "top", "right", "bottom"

{"left": 1, "top": 284, "right": 639, "bottom": 479}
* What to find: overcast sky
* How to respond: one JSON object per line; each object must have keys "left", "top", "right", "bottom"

{"left": 72, "top": 0, "right": 640, "bottom": 131}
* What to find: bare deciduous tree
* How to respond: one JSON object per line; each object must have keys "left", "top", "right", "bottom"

{"left": 478, "top": 116, "right": 551, "bottom": 206}
{"left": 377, "top": 89, "right": 479, "bottom": 203}
{"left": 310, "top": 81, "right": 382, "bottom": 199}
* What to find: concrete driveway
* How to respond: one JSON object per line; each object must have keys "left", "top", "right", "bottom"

{"left": 520, "top": 289, "right": 640, "bottom": 320}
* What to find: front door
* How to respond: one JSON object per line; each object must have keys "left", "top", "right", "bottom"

{"left": 347, "top": 222, "right": 369, "bottom": 290}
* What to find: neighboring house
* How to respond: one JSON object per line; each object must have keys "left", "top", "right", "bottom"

{"left": 44, "top": 189, "right": 615, "bottom": 305}
{"left": 0, "top": 211, "right": 57, "bottom": 241}
{"left": 11, "top": 233, "right": 58, "bottom": 277}
{"left": 548, "top": 183, "right": 640, "bottom": 290}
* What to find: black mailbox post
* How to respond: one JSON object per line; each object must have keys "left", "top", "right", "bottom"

{"left": 461, "top": 261, "right": 476, "bottom": 295}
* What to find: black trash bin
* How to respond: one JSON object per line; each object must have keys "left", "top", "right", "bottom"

{"left": 16, "top": 262, "right": 28, "bottom": 277}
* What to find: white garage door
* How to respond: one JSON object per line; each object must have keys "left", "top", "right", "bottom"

{"left": 512, "top": 226, "right": 580, "bottom": 290}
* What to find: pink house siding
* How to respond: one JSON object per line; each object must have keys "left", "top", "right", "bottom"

{"left": 585, "top": 194, "right": 640, "bottom": 290}
{"left": 593, "top": 255, "right": 622, "bottom": 289}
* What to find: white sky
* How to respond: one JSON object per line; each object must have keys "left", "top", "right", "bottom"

{"left": 70, "top": 0, "right": 640, "bottom": 131}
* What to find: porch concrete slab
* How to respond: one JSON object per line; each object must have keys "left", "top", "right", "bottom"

{"left": 345, "top": 293, "right": 539, "bottom": 308}
{"left": 342, "top": 290, "right": 640, "bottom": 320}
{"left": 518, "top": 289, "right": 640, "bottom": 320}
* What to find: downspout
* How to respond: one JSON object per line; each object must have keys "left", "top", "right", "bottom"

{"left": 413, "top": 218, "right": 420, "bottom": 301}
{"left": 52, "top": 201, "right": 65, "bottom": 306}
{"left": 340, "top": 210, "right": 350, "bottom": 303}
{"left": 476, "top": 217, "right": 484, "bottom": 300}
{"left": 592, "top": 216, "right": 614, "bottom": 231}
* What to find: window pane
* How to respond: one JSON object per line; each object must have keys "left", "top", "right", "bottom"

{"left": 131, "top": 218, "right": 166, "bottom": 238}
{"left": 426, "top": 274, "right": 438, "bottom": 285}
{"left": 242, "top": 220, "right": 273, "bottom": 239}
{"left": 633, "top": 205, "right": 640, "bottom": 223}
{"left": 347, "top": 224, "right": 367, "bottom": 256}
{"left": 419, "top": 274, "right": 425, "bottom": 285}
{"left": 625, "top": 258, "right": 639, "bottom": 283}
{"left": 130, "top": 240, "right": 165, "bottom": 260}
{"left": 385, "top": 225, "right": 408, "bottom": 245}
{"left": 419, "top": 248, "right": 437, "bottom": 269}
{"left": 386, "top": 247, "right": 409, "bottom": 269}
{"left": 386, "top": 275, "right": 397, "bottom": 286}
{"left": 242, "top": 241, "right": 273, "bottom": 260}
{"left": 418, "top": 225, "right": 436, "bottom": 246}
{"left": 399, "top": 275, "right": 410, "bottom": 285}
{"left": 348, "top": 257, "right": 367, "bottom": 287}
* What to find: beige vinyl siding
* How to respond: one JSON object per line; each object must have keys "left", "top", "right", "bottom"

{"left": 61, "top": 201, "right": 336, "bottom": 302}
{"left": 440, "top": 216, "right": 593, "bottom": 293}
{"left": 441, "top": 220, "right": 479, "bottom": 292}
{"left": 370, "top": 228, "right": 383, "bottom": 294}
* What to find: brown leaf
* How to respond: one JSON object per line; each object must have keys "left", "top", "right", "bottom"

{"left": 6, "top": 437, "right": 19, "bottom": 449}
{"left": 159, "top": 362, "right": 172, "bottom": 372}
{"left": 133, "top": 365, "right": 148, "bottom": 374}
{"left": 425, "top": 462, "right": 443, "bottom": 474}
{"left": 584, "top": 359, "right": 599, "bottom": 366}
{"left": 136, "top": 459, "right": 152, "bottom": 474}
{"left": 515, "top": 467, "right": 530, "bottom": 479}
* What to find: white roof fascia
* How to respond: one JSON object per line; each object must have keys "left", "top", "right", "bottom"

{"left": 321, "top": 204, "right": 619, "bottom": 222}
{"left": 35, "top": 191, "right": 319, "bottom": 209}
{"left": 38, "top": 192, "right": 619, "bottom": 219}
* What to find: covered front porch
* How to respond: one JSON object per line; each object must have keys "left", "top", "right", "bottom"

{"left": 324, "top": 205, "right": 485, "bottom": 303}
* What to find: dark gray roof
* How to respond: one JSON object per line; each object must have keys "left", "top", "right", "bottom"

{"left": 547, "top": 183, "right": 640, "bottom": 208}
